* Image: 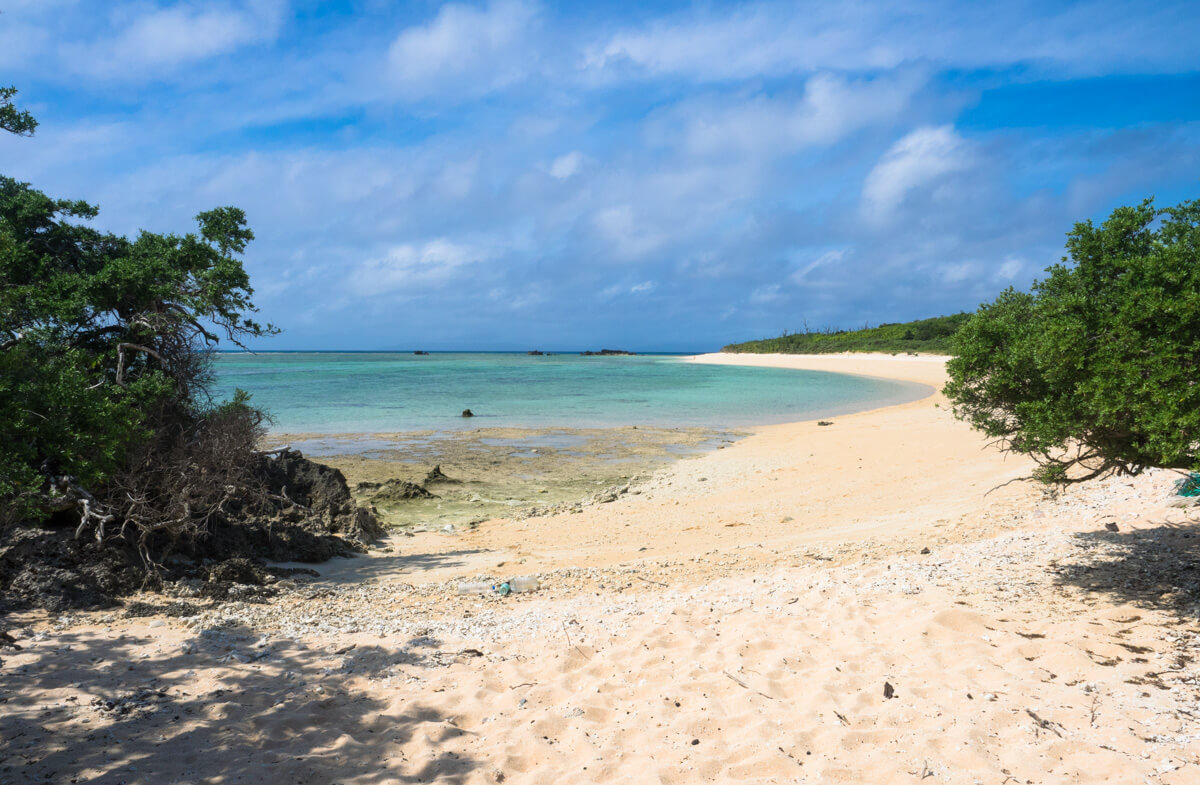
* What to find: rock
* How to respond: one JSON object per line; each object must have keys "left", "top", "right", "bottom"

{"left": 462, "top": 409, "right": 474, "bottom": 417}
{"left": 413, "top": 350, "right": 429, "bottom": 355}
{"left": 1105, "top": 522, "right": 1119, "bottom": 532}
{"left": 817, "top": 421, "right": 834, "bottom": 426}
{"left": 424, "top": 465, "right": 461, "bottom": 485}
{"left": 920, "top": 547, "right": 931, "bottom": 554}
{"left": 580, "top": 349, "right": 636, "bottom": 356}
{"left": 365, "top": 479, "right": 438, "bottom": 503}
{"left": 527, "top": 350, "right": 544, "bottom": 356}
{"left": 883, "top": 681, "right": 896, "bottom": 699}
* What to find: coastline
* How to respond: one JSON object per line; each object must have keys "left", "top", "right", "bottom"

{"left": 4, "top": 353, "right": 1199, "bottom": 783}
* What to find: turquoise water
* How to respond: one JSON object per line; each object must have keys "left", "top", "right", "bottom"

{"left": 211, "top": 352, "right": 929, "bottom": 434}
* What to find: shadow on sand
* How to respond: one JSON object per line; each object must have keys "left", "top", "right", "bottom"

{"left": 0, "top": 622, "right": 482, "bottom": 784}
{"left": 1051, "top": 516, "right": 1200, "bottom": 618}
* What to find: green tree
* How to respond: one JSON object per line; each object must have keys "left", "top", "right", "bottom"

{"left": 944, "top": 198, "right": 1200, "bottom": 483}
{"left": 0, "top": 172, "right": 276, "bottom": 537}
{"left": 0, "top": 86, "right": 37, "bottom": 136}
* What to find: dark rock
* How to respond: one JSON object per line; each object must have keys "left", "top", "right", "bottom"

{"left": 817, "top": 421, "right": 834, "bottom": 426}
{"left": 0, "top": 524, "right": 146, "bottom": 612}
{"left": 424, "top": 465, "right": 461, "bottom": 485}
{"left": 920, "top": 547, "right": 931, "bottom": 554}
{"left": 206, "top": 557, "right": 269, "bottom": 586}
{"left": 884, "top": 682, "right": 896, "bottom": 699}
{"left": 581, "top": 349, "right": 636, "bottom": 356}
{"left": 413, "top": 350, "right": 429, "bottom": 355}
{"left": 1105, "top": 522, "right": 1119, "bottom": 532}
{"left": 527, "top": 350, "right": 544, "bottom": 355}
{"left": 0, "top": 449, "right": 385, "bottom": 612}
{"left": 366, "top": 479, "right": 438, "bottom": 503}
{"left": 462, "top": 408, "right": 474, "bottom": 417}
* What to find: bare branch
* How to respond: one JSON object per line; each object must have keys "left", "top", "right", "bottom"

{"left": 115, "top": 342, "right": 163, "bottom": 388}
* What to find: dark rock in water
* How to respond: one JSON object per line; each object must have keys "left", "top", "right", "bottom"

{"left": 581, "top": 349, "right": 636, "bottom": 356}
{"left": 413, "top": 350, "right": 430, "bottom": 355}
{"left": 462, "top": 408, "right": 474, "bottom": 417}
{"left": 424, "top": 464, "right": 461, "bottom": 485}
{"left": 527, "top": 350, "right": 544, "bottom": 355}
{"left": 365, "top": 479, "right": 438, "bottom": 503}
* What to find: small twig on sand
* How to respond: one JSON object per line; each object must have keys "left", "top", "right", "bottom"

{"left": 562, "top": 620, "right": 590, "bottom": 660}
{"left": 637, "top": 575, "right": 667, "bottom": 588}
{"left": 1026, "top": 708, "right": 1065, "bottom": 738}
{"left": 722, "top": 669, "right": 776, "bottom": 700}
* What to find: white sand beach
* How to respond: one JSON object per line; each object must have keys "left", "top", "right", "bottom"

{"left": 3, "top": 353, "right": 1198, "bottom": 784}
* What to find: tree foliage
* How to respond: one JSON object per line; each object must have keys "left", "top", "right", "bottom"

{"left": 724, "top": 313, "right": 970, "bottom": 355}
{"left": 944, "top": 198, "right": 1200, "bottom": 483}
{"left": 0, "top": 86, "right": 37, "bottom": 136}
{"left": 0, "top": 169, "right": 276, "bottom": 543}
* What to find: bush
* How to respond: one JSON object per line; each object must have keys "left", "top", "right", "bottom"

{"left": 944, "top": 198, "right": 1200, "bottom": 483}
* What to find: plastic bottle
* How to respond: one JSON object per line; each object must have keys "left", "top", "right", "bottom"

{"left": 508, "top": 576, "right": 540, "bottom": 593}
{"left": 457, "top": 581, "right": 493, "bottom": 595}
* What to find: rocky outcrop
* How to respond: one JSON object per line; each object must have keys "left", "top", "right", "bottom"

{"left": 581, "top": 349, "right": 636, "bottom": 356}
{"left": 356, "top": 479, "right": 438, "bottom": 503}
{"left": 424, "top": 465, "right": 461, "bottom": 485}
{"left": 0, "top": 449, "right": 386, "bottom": 612}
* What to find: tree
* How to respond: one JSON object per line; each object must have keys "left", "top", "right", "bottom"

{"left": 0, "top": 86, "right": 37, "bottom": 136}
{"left": 944, "top": 198, "right": 1200, "bottom": 484}
{"left": 0, "top": 172, "right": 277, "bottom": 548}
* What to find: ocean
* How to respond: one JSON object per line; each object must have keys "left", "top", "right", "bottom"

{"left": 211, "top": 352, "right": 928, "bottom": 434}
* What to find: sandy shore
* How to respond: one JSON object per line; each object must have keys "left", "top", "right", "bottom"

{"left": 3, "top": 352, "right": 1199, "bottom": 784}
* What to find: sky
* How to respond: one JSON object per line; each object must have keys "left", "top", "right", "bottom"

{"left": 2, "top": 0, "right": 1199, "bottom": 351}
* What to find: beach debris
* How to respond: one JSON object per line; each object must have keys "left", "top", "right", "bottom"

{"left": 883, "top": 681, "right": 896, "bottom": 699}
{"left": 1105, "top": 522, "right": 1120, "bottom": 532}
{"left": 920, "top": 547, "right": 931, "bottom": 554}
{"left": 424, "top": 464, "right": 461, "bottom": 484}
{"left": 1173, "top": 472, "right": 1200, "bottom": 496}
{"left": 462, "top": 408, "right": 475, "bottom": 417}
{"left": 817, "top": 420, "right": 834, "bottom": 426}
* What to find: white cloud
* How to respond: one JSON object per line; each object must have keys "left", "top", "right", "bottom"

{"left": 590, "top": 1, "right": 1200, "bottom": 82}
{"left": 994, "top": 257, "right": 1024, "bottom": 281}
{"left": 387, "top": 0, "right": 537, "bottom": 100}
{"left": 630, "top": 281, "right": 655, "bottom": 294}
{"left": 861, "top": 126, "right": 973, "bottom": 222}
{"left": 549, "top": 151, "right": 583, "bottom": 179}
{"left": 592, "top": 204, "right": 664, "bottom": 261}
{"left": 657, "top": 70, "right": 927, "bottom": 158}
{"left": 347, "top": 239, "right": 489, "bottom": 296}
{"left": 749, "top": 284, "right": 782, "bottom": 304}
{"left": 791, "top": 249, "right": 847, "bottom": 284}
{"left": 63, "top": 1, "right": 286, "bottom": 78}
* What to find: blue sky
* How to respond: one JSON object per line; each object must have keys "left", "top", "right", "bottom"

{"left": 2, "top": 0, "right": 1199, "bottom": 351}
